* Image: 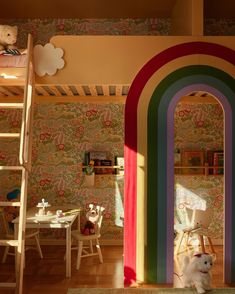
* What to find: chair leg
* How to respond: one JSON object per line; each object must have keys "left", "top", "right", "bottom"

{"left": 185, "top": 232, "right": 190, "bottom": 250}
{"left": 89, "top": 240, "right": 93, "bottom": 253}
{"left": 76, "top": 240, "right": 83, "bottom": 270}
{"left": 34, "top": 234, "right": 43, "bottom": 259}
{"left": 2, "top": 246, "right": 10, "bottom": 263}
{"left": 174, "top": 231, "right": 185, "bottom": 255}
{"left": 23, "top": 250, "right": 26, "bottom": 269}
{"left": 199, "top": 235, "right": 205, "bottom": 253}
{"left": 207, "top": 237, "right": 215, "bottom": 253}
{"left": 96, "top": 238, "right": 103, "bottom": 263}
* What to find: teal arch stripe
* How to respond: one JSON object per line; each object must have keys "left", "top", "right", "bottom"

{"left": 147, "top": 65, "right": 235, "bottom": 283}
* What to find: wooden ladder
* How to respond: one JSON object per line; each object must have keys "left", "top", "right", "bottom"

{"left": 0, "top": 34, "right": 34, "bottom": 294}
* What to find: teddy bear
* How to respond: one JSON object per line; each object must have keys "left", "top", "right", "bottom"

{"left": 4, "top": 189, "right": 21, "bottom": 231}
{"left": 81, "top": 204, "right": 99, "bottom": 235}
{"left": 0, "top": 25, "right": 18, "bottom": 51}
{"left": 182, "top": 252, "right": 216, "bottom": 294}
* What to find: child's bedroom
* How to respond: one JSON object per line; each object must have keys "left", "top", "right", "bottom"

{"left": 0, "top": 0, "right": 235, "bottom": 294}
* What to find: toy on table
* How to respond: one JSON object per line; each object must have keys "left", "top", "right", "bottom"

{"left": 36, "top": 198, "right": 51, "bottom": 216}
{"left": 81, "top": 204, "right": 99, "bottom": 235}
{"left": 56, "top": 209, "right": 64, "bottom": 218}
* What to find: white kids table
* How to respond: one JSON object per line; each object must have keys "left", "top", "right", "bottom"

{"left": 13, "top": 206, "right": 80, "bottom": 277}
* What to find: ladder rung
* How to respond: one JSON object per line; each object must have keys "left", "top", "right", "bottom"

{"left": 0, "top": 133, "right": 20, "bottom": 138}
{"left": 0, "top": 240, "right": 18, "bottom": 246}
{"left": 0, "top": 201, "right": 21, "bottom": 207}
{"left": 0, "top": 103, "right": 23, "bottom": 109}
{"left": 0, "top": 166, "right": 23, "bottom": 170}
{"left": 0, "top": 282, "right": 16, "bottom": 289}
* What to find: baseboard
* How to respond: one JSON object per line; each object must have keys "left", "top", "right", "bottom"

{"left": 26, "top": 238, "right": 123, "bottom": 246}
{"left": 27, "top": 238, "right": 223, "bottom": 246}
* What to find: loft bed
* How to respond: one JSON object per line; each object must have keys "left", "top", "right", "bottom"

{"left": 1, "top": 35, "right": 235, "bottom": 102}
{"left": 32, "top": 35, "right": 235, "bottom": 102}
{"left": 0, "top": 35, "right": 131, "bottom": 102}
{"left": 0, "top": 34, "right": 33, "bottom": 99}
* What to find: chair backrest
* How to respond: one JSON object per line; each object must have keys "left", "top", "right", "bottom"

{"left": 0, "top": 208, "right": 12, "bottom": 236}
{"left": 193, "top": 208, "right": 213, "bottom": 229}
{"left": 181, "top": 206, "right": 199, "bottom": 229}
{"left": 185, "top": 206, "right": 213, "bottom": 229}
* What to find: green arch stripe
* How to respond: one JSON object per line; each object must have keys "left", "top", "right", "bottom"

{"left": 147, "top": 65, "right": 235, "bottom": 283}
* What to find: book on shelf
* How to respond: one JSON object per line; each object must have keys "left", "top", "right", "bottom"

{"left": 206, "top": 150, "right": 223, "bottom": 175}
{"left": 213, "top": 152, "right": 224, "bottom": 175}
{"left": 94, "top": 159, "right": 113, "bottom": 174}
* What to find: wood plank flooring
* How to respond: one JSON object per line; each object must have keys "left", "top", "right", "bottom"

{"left": 0, "top": 245, "right": 233, "bottom": 294}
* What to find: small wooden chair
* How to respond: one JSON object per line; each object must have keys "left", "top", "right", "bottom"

{"left": 174, "top": 208, "right": 199, "bottom": 255}
{"left": 71, "top": 204, "right": 105, "bottom": 270}
{"left": 192, "top": 208, "right": 219, "bottom": 254}
{"left": 0, "top": 208, "right": 43, "bottom": 263}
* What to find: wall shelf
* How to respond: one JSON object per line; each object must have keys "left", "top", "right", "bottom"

{"left": 174, "top": 164, "right": 224, "bottom": 176}
{"left": 82, "top": 165, "right": 123, "bottom": 169}
{"left": 82, "top": 165, "right": 124, "bottom": 175}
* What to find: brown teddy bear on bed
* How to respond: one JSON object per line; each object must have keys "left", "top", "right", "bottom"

{"left": 0, "top": 25, "right": 18, "bottom": 51}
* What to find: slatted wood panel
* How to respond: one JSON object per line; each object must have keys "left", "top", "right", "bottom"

{"left": 0, "top": 84, "right": 130, "bottom": 98}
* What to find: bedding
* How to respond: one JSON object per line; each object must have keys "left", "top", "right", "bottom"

{"left": 0, "top": 54, "right": 27, "bottom": 68}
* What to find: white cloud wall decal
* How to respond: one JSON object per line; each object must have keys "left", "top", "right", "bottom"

{"left": 33, "top": 43, "right": 65, "bottom": 76}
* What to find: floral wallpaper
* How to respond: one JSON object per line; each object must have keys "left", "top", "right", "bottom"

{"left": 0, "top": 17, "right": 234, "bottom": 49}
{"left": 174, "top": 102, "right": 224, "bottom": 239}
{"left": 0, "top": 101, "right": 224, "bottom": 242}
{"left": 0, "top": 18, "right": 171, "bottom": 47}
{"left": 0, "top": 103, "right": 124, "bottom": 241}
{"left": 175, "top": 175, "right": 224, "bottom": 239}
{"left": 174, "top": 103, "right": 224, "bottom": 151}
{"left": 204, "top": 18, "right": 235, "bottom": 35}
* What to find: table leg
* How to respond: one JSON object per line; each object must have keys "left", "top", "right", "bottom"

{"left": 66, "top": 225, "right": 71, "bottom": 277}
{"left": 14, "top": 223, "right": 19, "bottom": 272}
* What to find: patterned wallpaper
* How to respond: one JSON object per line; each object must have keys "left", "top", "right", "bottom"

{"left": 0, "top": 103, "right": 124, "bottom": 241}
{"left": 204, "top": 19, "right": 235, "bottom": 35}
{"left": 0, "top": 18, "right": 171, "bottom": 47}
{"left": 175, "top": 175, "right": 223, "bottom": 240}
{"left": 0, "top": 18, "right": 234, "bottom": 49}
{"left": 174, "top": 102, "right": 224, "bottom": 239}
{"left": 0, "top": 101, "right": 224, "bottom": 241}
{"left": 174, "top": 103, "right": 224, "bottom": 151}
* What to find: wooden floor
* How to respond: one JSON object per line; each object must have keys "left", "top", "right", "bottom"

{"left": 0, "top": 245, "right": 233, "bottom": 294}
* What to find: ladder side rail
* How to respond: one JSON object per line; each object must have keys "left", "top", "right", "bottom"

{"left": 19, "top": 34, "right": 33, "bottom": 166}
{"left": 15, "top": 168, "right": 28, "bottom": 294}
{"left": 16, "top": 33, "right": 33, "bottom": 294}
{"left": 24, "top": 59, "right": 35, "bottom": 170}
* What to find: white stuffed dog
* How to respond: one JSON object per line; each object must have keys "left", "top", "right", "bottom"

{"left": 182, "top": 252, "right": 215, "bottom": 294}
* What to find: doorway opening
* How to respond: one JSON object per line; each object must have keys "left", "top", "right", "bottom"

{"left": 173, "top": 92, "right": 224, "bottom": 287}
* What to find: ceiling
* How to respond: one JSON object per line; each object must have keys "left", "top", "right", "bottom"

{"left": 0, "top": 0, "right": 234, "bottom": 19}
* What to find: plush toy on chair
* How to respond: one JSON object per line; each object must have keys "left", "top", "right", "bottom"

{"left": 81, "top": 206, "right": 99, "bottom": 235}
{"left": 71, "top": 204, "right": 105, "bottom": 270}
